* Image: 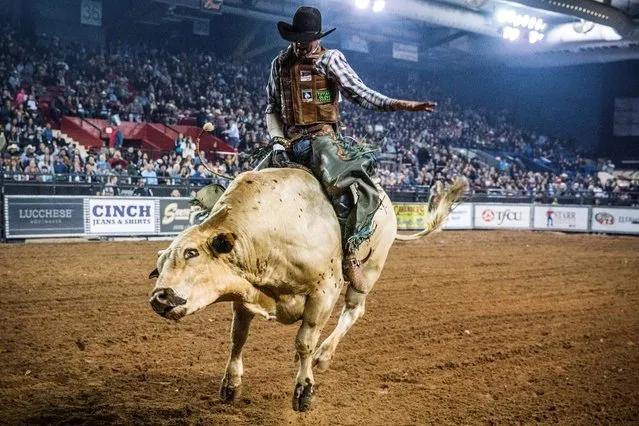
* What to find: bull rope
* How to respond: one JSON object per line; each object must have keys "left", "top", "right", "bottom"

{"left": 195, "top": 123, "right": 235, "bottom": 181}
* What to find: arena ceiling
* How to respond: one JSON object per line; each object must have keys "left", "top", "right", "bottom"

{"left": 151, "top": 0, "right": 639, "bottom": 68}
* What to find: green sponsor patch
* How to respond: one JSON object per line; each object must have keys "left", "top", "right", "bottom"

{"left": 316, "top": 89, "right": 332, "bottom": 104}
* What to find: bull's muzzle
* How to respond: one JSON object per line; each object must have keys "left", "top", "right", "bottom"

{"left": 150, "top": 288, "right": 187, "bottom": 316}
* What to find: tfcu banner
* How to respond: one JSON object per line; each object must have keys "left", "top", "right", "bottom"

{"left": 5, "top": 196, "right": 85, "bottom": 238}
{"left": 474, "top": 204, "right": 531, "bottom": 229}
{"left": 159, "top": 198, "right": 205, "bottom": 234}
{"left": 394, "top": 203, "right": 427, "bottom": 230}
{"left": 591, "top": 207, "right": 639, "bottom": 234}
{"left": 533, "top": 206, "right": 589, "bottom": 231}
{"left": 86, "top": 198, "right": 157, "bottom": 235}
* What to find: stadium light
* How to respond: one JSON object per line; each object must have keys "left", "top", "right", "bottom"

{"left": 496, "top": 8, "right": 546, "bottom": 45}
{"left": 502, "top": 26, "right": 521, "bottom": 42}
{"left": 372, "top": 0, "right": 385, "bottom": 13}
{"left": 355, "top": 0, "right": 370, "bottom": 9}
{"left": 528, "top": 31, "right": 544, "bottom": 44}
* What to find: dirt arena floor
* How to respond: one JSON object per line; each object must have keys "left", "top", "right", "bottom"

{"left": 0, "top": 231, "right": 638, "bottom": 425}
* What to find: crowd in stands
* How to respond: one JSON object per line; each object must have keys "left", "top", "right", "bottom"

{"left": 0, "top": 27, "right": 636, "bottom": 201}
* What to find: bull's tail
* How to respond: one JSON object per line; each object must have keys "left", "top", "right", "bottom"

{"left": 394, "top": 178, "right": 467, "bottom": 241}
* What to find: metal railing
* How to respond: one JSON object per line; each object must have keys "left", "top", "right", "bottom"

{"left": 2, "top": 172, "right": 637, "bottom": 206}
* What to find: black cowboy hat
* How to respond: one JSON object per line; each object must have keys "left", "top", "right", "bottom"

{"left": 277, "top": 6, "right": 336, "bottom": 43}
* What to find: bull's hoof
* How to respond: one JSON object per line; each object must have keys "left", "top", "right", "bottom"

{"left": 292, "top": 382, "right": 314, "bottom": 412}
{"left": 313, "top": 358, "right": 331, "bottom": 373}
{"left": 219, "top": 377, "right": 242, "bottom": 402}
{"left": 312, "top": 351, "right": 332, "bottom": 373}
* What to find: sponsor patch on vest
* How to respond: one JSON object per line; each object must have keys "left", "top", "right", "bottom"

{"left": 316, "top": 89, "right": 332, "bottom": 104}
{"left": 302, "top": 89, "right": 313, "bottom": 103}
{"left": 300, "top": 70, "right": 312, "bottom": 82}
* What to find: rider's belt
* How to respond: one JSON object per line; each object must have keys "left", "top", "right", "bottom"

{"left": 284, "top": 124, "right": 335, "bottom": 149}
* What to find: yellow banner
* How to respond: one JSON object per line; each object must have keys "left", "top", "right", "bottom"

{"left": 394, "top": 203, "right": 428, "bottom": 230}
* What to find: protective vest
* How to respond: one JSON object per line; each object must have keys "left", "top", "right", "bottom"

{"left": 278, "top": 46, "right": 339, "bottom": 129}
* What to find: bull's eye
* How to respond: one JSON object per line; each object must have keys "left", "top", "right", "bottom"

{"left": 184, "top": 248, "right": 199, "bottom": 260}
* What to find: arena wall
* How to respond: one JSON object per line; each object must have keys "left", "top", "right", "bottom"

{"left": 3, "top": 196, "right": 639, "bottom": 240}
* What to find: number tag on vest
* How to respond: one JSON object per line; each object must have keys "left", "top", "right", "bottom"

{"left": 300, "top": 71, "right": 312, "bottom": 82}
{"left": 316, "top": 89, "right": 332, "bottom": 104}
{"left": 302, "top": 89, "right": 313, "bottom": 103}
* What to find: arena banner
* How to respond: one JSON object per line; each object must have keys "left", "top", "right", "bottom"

{"left": 442, "top": 203, "right": 473, "bottom": 230}
{"left": 342, "top": 34, "right": 369, "bottom": 53}
{"left": 85, "top": 198, "right": 158, "bottom": 235}
{"left": 533, "top": 205, "right": 589, "bottom": 232}
{"left": 591, "top": 207, "right": 639, "bottom": 234}
{"left": 4, "top": 196, "right": 85, "bottom": 239}
{"left": 474, "top": 204, "right": 531, "bottom": 229}
{"left": 159, "top": 198, "right": 205, "bottom": 234}
{"left": 392, "top": 42, "right": 419, "bottom": 62}
{"left": 394, "top": 203, "right": 428, "bottom": 230}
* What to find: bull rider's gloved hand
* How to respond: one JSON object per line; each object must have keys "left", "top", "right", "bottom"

{"left": 392, "top": 100, "right": 437, "bottom": 112}
{"left": 270, "top": 136, "right": 291, "bottom": 168}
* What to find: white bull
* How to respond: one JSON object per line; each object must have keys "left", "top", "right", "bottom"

{"left": 149, "top": 168, "right": 464, "bottom": 411}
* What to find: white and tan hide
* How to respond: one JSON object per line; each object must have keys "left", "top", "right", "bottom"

{"left": 149, "top": 167, "right": 463, "bottom": 412}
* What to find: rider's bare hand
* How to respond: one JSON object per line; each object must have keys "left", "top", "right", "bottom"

{"left": 393, "top": 100, "right": 437, "bottom": 112}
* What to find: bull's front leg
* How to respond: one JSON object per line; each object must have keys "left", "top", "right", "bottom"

{"left": 292, "top": 288, "right": 339, "bottom": 412}
{"left": 220, "top": 301, "right": 254, "bottom": 402}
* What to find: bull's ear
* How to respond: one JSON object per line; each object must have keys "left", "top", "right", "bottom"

{"left": 210, "top": 232, "right": 236, "bottom": 254}
{"left": 149, "top": 268, "right": 159, "bottom": 279}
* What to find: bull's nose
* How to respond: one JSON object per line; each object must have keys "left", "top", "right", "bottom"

{"left": 150, "top": 288, "right": 187, "bottom": 315}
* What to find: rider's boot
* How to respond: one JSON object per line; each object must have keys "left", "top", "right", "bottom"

{"left": 343, "top": 253, "right": 369, "bottom": 294}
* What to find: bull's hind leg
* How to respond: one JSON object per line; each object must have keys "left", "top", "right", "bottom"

{"left": 313, "top": 264, "right": 384, "bottom": 372}
{"left": 292, "top": 283, "right": 340, "bottom": 412}
{"left": 220, "top": 301, "right": 254, "bottom": 402}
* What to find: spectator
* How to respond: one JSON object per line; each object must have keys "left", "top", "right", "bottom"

{"left": 140, "top": 162, "right": 158, "bottom": 185}
{"left": 133, "top": 177, "right": 153, "bottom": 196}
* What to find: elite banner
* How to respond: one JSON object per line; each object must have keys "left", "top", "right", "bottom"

{"left": 5, "top": 196, "right": 85, "bottom": 238}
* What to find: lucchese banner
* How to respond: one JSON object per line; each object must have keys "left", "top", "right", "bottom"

{"left": 5, "top": 196, "right": 85, "bottom": 238}
{"left": 85, "top": 198, "right": 157, "bottom": 235}
{"left": 159, "top": 199, "right": 205, "bottom": 234}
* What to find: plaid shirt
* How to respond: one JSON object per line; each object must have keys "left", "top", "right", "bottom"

{"left": 266, "top": 47, "right": 395, "bottom": 116}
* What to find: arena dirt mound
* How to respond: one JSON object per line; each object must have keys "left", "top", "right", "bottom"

{"left": 0, "top": 231, "right": 637, "bottom": 425}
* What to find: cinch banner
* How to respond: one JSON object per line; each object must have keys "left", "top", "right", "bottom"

{"left": 159, "top": 198, "right": 205, "bottom": 234}
{"left": 5, "top": 196, "right": 85, "bottom": 238}
{"left": 86, "top": 198, "right": 157, "bottom": 235}
{"left": 394, "top": 203, "right": 428, "bottom": 230}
